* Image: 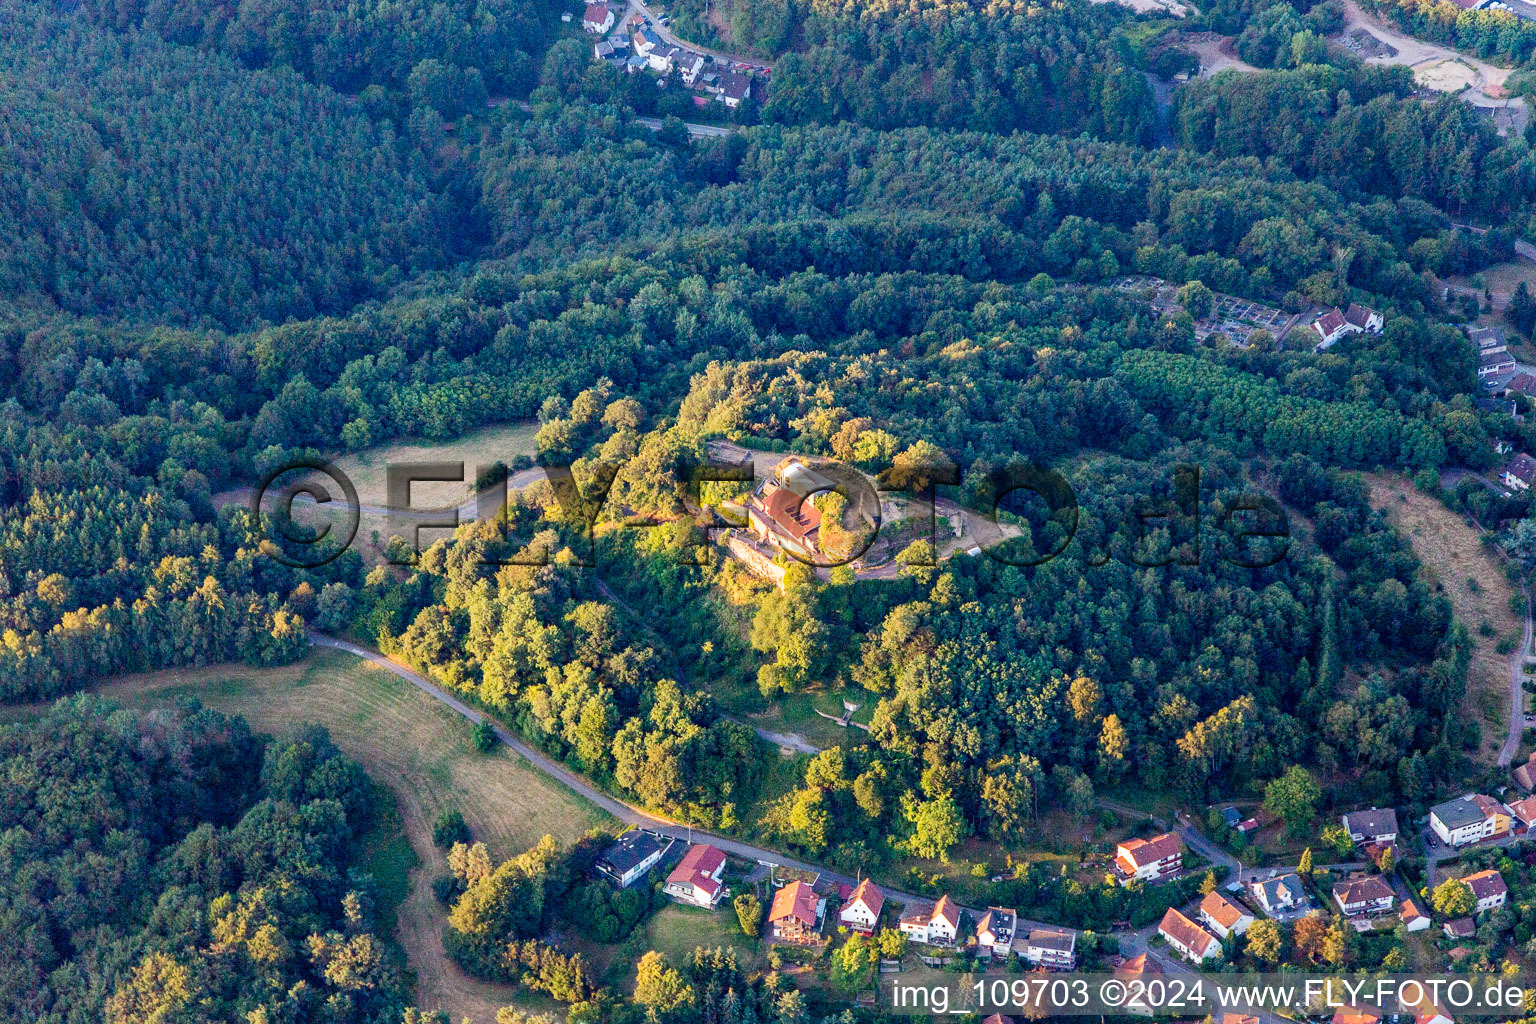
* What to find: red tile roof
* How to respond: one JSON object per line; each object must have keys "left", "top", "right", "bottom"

{"left": 845, "top": 878, "right": 884, "bottom": 919}
{"left": 1316, "top": 308, "right": 1347, "bottom": 336}
{"left": 769, "top": 880, "right": 820, "bottom": 927}
{"left": 1119, "top": 832, "right": 1183, "bottom": 868}
{"left": 763, "top": 486, "right": 820, "bottom": 540}
{"left": 666, "top": 843, "right": 726, "bottom": 898}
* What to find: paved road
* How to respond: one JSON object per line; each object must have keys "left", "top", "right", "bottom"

{"left": 623, "top": 0, "right": 774, "bottom": 70}
{"left": 634, "top": 115, "right": 735, "bottom": 137}
{"left": 1499, "top": 579, "right": 1533, "bottom": 768}
{"left": 309, "top": 633, "right": 999, "bottom": 920}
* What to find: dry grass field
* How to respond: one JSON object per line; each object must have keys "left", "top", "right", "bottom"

{"left": 327, "top": 421, "right": 538, "bottom": 509}
{"left": 1364, "top": 472, "right": 1517, "bottom": 762}
{"left": 22, "top": 648, "right": 608, "bottom": 1024}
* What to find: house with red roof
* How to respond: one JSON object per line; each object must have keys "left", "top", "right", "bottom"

{"left": 1115, "top": 833, "right": 1184, "bottom": 884}
{"left": 663, "top": 844, "right": 727, "bottom": 908}
{"left": 582, "top": 3, "right": 614, "bottom": 31}
{"left": 898, "top": 895, "right": 961, "bottom": 946}
{"left": 769, "top": 880, "right": 825, "bottom": 942}
{"left": 838, "top": 879, "right": 885, "bottom": 935}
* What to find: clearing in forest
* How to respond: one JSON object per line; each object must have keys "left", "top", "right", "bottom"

{"left": 48, "top": 648, "right": 608, "bottom": 1024}
{"left": 1364, "top": 472, "right": 1517, "bottom": 763}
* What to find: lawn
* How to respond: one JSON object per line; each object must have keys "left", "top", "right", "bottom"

{"left": 40, "top": 648, "right": 610, "bottom": 1024}
{"left": 328, "top": 420, "right": 538, "bottom": 511}
{"left": 1365, "top": 471, "right": 1518, "bottom": 764}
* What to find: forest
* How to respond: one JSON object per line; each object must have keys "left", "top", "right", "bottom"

{"left": 10, "top": 0, "right": 1536, "bottom": 1014}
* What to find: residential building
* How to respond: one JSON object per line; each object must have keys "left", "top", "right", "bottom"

{"left": 746, "top": 458, "right": 833, "bottom": 560}
{"left": 593, "top": 40, "right": 616, "bottom": 60}
{"left": 1115, "top": 954, "right": 1162, "bottom": 1014}
{"left": 1508, "top": 794, "right": 1536, "bottom": 831}
{"left": 1480, "top": 348, "right": 1517, "bottom": 378}
{"left": 1219, "top": 806, "right": 1242, "bottom": 828}
{"left": 582, "top": 3, "right": 615, "bottom": 32}
{"left": 1430, "top": 794, "right": 1510, "bottom": 846}
{"left": 1401, "top": 900, "right": 1430, "bottom": 932}
{"left": 1502, "top": 454, "right": 1536, "bottom": 492}
{"left": 1157, "top": 907, "right": 1221, "bottom": 963}
{"left": 1443, "top": 917, "right": 1475, "bottom": 939}
{"left": 838, "top": 879, "right": 884, "bottom": 935}
{"left": 633, "top": 28, "right": 661, "bottom": 53}
{"left": 677, "top": 52, "right": 705, "bottom": 85}
{"left": 981, "top": 1016, "right": 1015, "bottom": 1024}
{"left": 1224, "top": 1015, "right": 1260, "bottom": 1024}
{"left": 1250, "top": 873, "right": 1307, "bottom": 915}
{"left": 898, "top": 895, "right": 961, "bottom": 946}
{"left": 663, "top": 844, "right": 727, "bottom": 908}
{"left": 1333, "top": 1008, "right": 1382, "bottom": 1024}
{"left": 1503, "top": 374, "right": 1536, "bottom": 400}
{"left": 596, "top": 831, "right": 664, "bottom": 888}
{"left": 975, "top": 907, "right": 1017, "bottom": 958}
{"left": 1022, "top": 928, "right": 1076, "bottom": 969}
{"left": 719, "top": 70, "right": 751, "bottom": 107}
{"left": 1314, "top": 308, "right": 1353, "bottom": 349}
{"left": 1198, "top": 891, "right": 1255, "bottom": 938}
{"left": 1114, "top": 833, "right": 1184, "bottom": 884}
{"left": 1344, "top": 303, "right": 1384, "bottom": 334}
{"left": 1340, "top": 807, "right": 1398, "bottom": 845}
{"left": 1514, "top": 751, "right": 1536, "bottom": 790}
{"left": 1463, "top": 869, "right": 1509, "bottom": 912}
{"left": 648, "top": 45, "right": 679, "bottom": 72}
{"left": 769, "top": 881, "right": 825, "bottom": 942}
{"left": 1471, "top": 325, "right": 1508, "bottom": 351}
{"left": 1332, "top": 876, "right": 1395, "bottom": 917}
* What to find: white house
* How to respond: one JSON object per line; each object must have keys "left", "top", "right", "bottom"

{"left": 1158, "top": 908, "right": 1221, "bottom": 963}
{"left": 1114, "top": 833, "right": 1184, "bottom": 884}
{"left": 838, "top": 879, "right": 884, "bottom": 935}
{"left": 596, "top": 831, "right": 664, "bottom": 888}
{"left": 1250, "top": 873, "right": 1306, "bottom": 915}
{"left": 582, "top": 3, "right": 615, "bottom": 32}
{"left": 1340, "top": 807, "right": 1398, "bottom": 845}
{"left": 1430, "top": 795, "right": 1509, "bottom": 847}
{"left": 1463, "top": 870, "right": 1508, "bottom": 913}
{"left": 1401, "top": 900, "right": 1430, "bottom": 932}
{"left": 663, "top": 844, "right": 727, "bottom": 908}
{"left": 1198, "top": 891, "right": 1255, "bottom": 939}
{"left": 975, "top": 907, "right": 1017, "bottom": 958}
{"left": 1344, "top": 303, "right": 1384, "bottom": 334}
{"left": 898, "top": 895, "right": 960, "bottom": 946}
{"left": 1502, "top": 454, "right": 1536, "bottom": 493}
{"left": 1313, "top": 308, "right": 1355, "bottom": 349}
{"left": 1332, "top": 876, "right": 1395, "bottom": 917}
{"left": 677, "top": 52, "right": 706, "bottom": 86}
{"left": 1022, "top": 928, "right": 1076, "bottom": 969}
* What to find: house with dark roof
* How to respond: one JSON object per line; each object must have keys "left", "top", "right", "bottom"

{"left": 1250, "top": 873, "right": 1307, "bottom": 915}
{"left": 976, "top": 907, "right": 1017, "bottom": 958}
{"left": 1480, "top": 348, "right": 1517, "bottom": 378}
{"left": 596, "top": 830, "right": 665, "bottom": 888}
{"left": 1463, "top": 869, "right": 1508, "bottom": 912}
{"left": 1341, "top": 807, "right": 1399, "bottom": 845}
{"left": 663, "top": 844, "right": 727, "bottom": 908}
{"left": 1471, "top": 325, "right": 1508, "bottom": 351}
{"left": 1022, "top": 928, "right": 1076, "bottom": 969}
{"left": 1431, "top": 794, "right": 1510, "bottom": 846}
{"left": 1502, "top": 454, "right": 1536, "bottom": 492}
{"left": 1332, "top": 875, "right": 1395, "bottom": 917}
{"left": 719, "top": 70, "right": 751, "bottom": 107}
{"left": 1344, "top": 303, "right": 1384, "bottom": 333}
{"left": 1443, "top": 916, "right": 1475, "bottom": 939}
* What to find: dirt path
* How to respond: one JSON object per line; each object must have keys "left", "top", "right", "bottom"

{"left": 1340, "top": 0, "right": 1520, "bottom": 106}
{"left": 1364, "top": 473, "right": 1519, "bottom": 763}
